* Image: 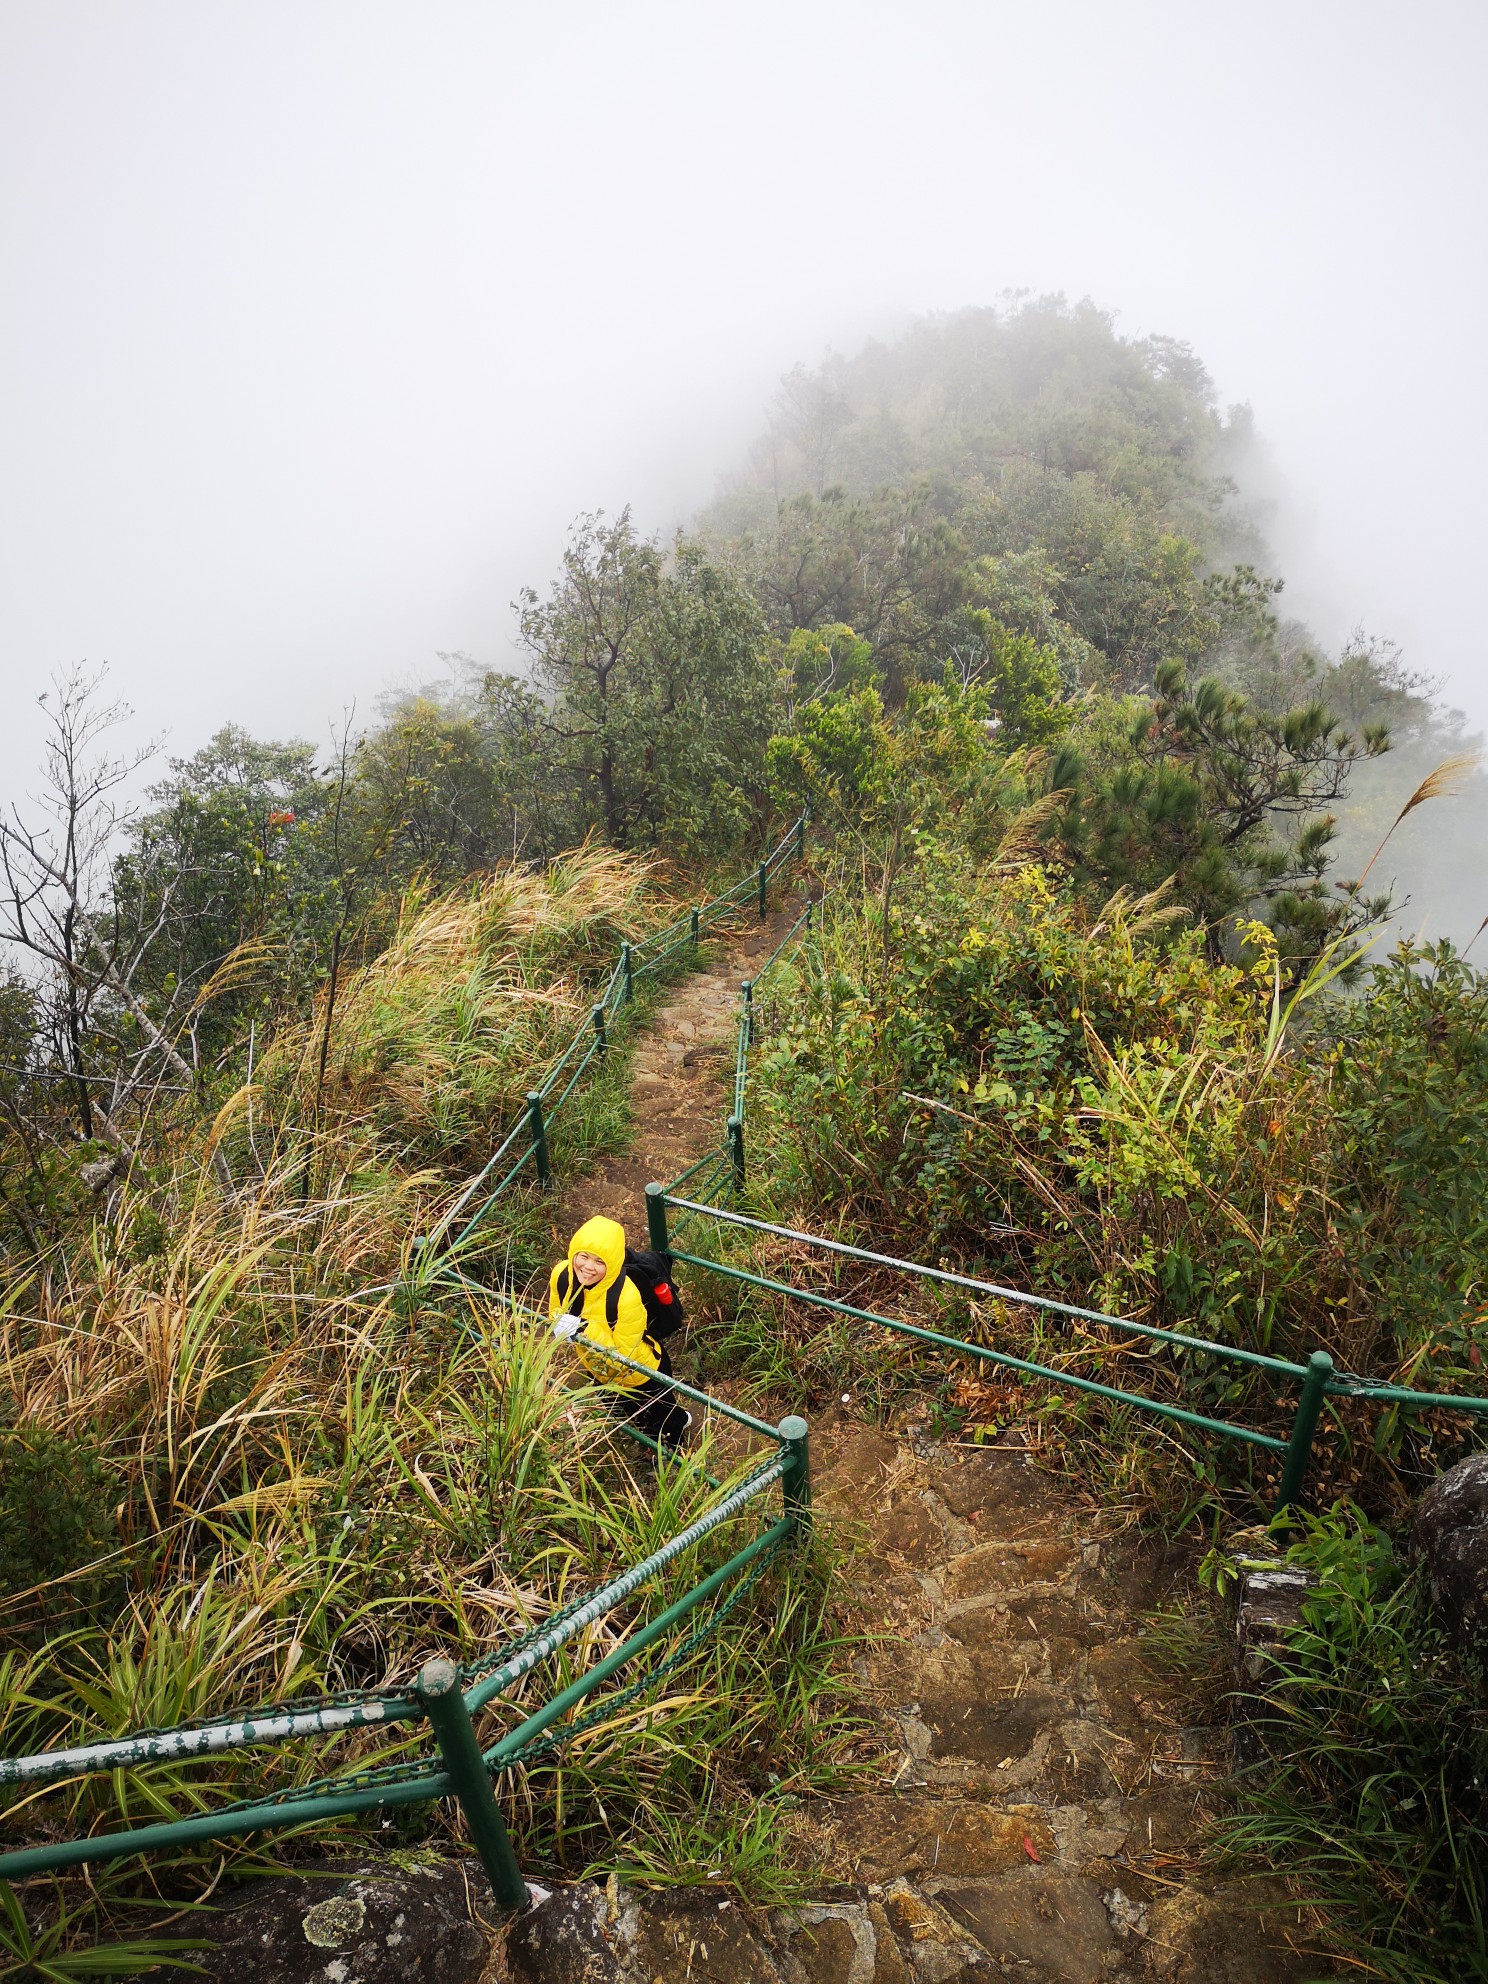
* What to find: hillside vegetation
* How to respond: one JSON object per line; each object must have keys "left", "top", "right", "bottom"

{"left": 1, "top": 297, "right": 1485, "bottom": 1979}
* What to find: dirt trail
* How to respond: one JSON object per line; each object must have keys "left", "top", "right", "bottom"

{"left": 183, "top": 903, "right": 1334, "bottom": 1984}
{"left": 789, "top": 1420, "right": 1326, "bottom": 1982}
{"left": 544, "top": 898, "right": 802, "bottom": 1248}
{"left": 532, "top": 913, "right": 1329, "bottom": 1982}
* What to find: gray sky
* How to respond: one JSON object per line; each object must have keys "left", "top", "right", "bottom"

{"left": 3, "top": 0, "right": 1486, "bottom": 804}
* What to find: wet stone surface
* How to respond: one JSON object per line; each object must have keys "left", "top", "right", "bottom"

{"left": 190, "top": 1859, "right": 493, "bottom": 1983}
{"left": 792, "top": 1422, "right": 1334, "bottom": 1981}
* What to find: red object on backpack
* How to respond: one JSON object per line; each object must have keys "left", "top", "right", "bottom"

{"left": 607, "top": 1248, "right": 686, "bottom": 1340}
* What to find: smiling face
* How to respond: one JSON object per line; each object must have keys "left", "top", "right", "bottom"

{"left": 572, "top": 1250, "right": 607, "bottom": 1287}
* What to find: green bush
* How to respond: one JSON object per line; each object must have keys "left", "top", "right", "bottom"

{"left": 1332, "top": 941, "right": 1488, "bottom": 1382}
{"left": 0, "top": 1424, "right": 125, "bottom": 1641}
{"left": 754, "top": 853, "right": 1488, "bottom": 1460}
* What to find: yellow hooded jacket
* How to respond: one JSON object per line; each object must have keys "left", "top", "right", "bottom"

{"left": 548, "top": 1216, "right": 659, "bottom": 1391}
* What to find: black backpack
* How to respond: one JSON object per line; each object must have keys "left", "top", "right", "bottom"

{"left": 557, "top": 1248, "right": 686, "bottom": 1342}
{"left": 612, "top": 1247, "right": 685, "bottom": 1341}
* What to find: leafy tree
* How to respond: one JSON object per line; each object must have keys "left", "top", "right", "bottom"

{"left": 1319, "top": 633, "right": 1444, "bottom": 738}
{"left": 767, "top": 683, "right": 893, "bottom": 826}
{"left": 953, "top": 608, "right": 1070, "bottom": 747}
{"left": 516, "top": 511, "right": 777, "bottom": 849}
{"left": 775, "top": 623, "right": 878, "bottom": 715}
{"left": 349, "top": 698, "right": 504, "bottom": 883}
{"left": 711, "top": 298, "right": 1231, "bottom": 536}
{"left": 961, "top": 550, "right": 1095, "bottom": 688}
{"left": 715, "top": 484, "right": 969, "bottom": 702}
{"left": 769, "top": 664, "right": 1010, "bottom": 952}
{"left": 116, "top": 725, "right": 341, "bottom": 1065}
{"left": 705, "top": 301, "right": 1290, "bottom": 698}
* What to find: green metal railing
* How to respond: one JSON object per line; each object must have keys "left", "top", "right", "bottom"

{"left": 0, "top": 816, "right": 820, "bottom": 1902}
{"left": 0, "top": 1384, "right": 811, "bottom": 1904}
{"left": 654, "top": 889, "right": 1488, "bottom": 1516}
{"left": 426, "top": 814, "right": 809, "bottom": 1256}
{"left": 634, "top": 892, "right": 826, "bottom": 1248}
{"left": 18, "top": 796, "right": 1481, "bottom": 1896}
{"left": 650, "top": 1187, "right": 1488, "bottom": 1516}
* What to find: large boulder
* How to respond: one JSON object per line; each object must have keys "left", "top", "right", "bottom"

{"left": 198, "top": 1857, "right": 492, "bottom": 1983}
{"left": 1411, "top": 1453, "right": 1488, "bottom": 1649}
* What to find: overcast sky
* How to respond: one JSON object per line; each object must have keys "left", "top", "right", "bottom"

{"left": 3, "top": 0, "right": 1485, "bottom": 803}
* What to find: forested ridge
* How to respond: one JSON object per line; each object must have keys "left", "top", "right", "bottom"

{"left": 1, "top": 298, "right": 1485, "bottom": 1980}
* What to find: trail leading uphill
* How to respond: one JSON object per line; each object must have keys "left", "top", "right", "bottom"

{"left": 782, "top": 1418, "right": 1325, "bottom": 1983}
{"left": 544, "top": 898, "right": 803, "bottom": 1245}
{"left": 514, "top": 913, "right": 1336, "bottom": 1983}
{"left": 184, "top": 896, "right": 1334, "bottom": 1980}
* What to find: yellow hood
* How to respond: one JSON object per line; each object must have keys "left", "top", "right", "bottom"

{"left": 567, "top": 1215, "right": 627, "bottom": 1295}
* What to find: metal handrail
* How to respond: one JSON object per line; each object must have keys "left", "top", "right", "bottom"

{"left": 0, "top": 1411, "right": 812, "bottom": 1901}
{"left": 433, "top": 815, "right": 808, "bottom": 1247}
{"left": 0, "top": 821, "right": 826, "bottom": 1893}
{"left": 653, "top": 1187, "right": 1330, "bottom": 1508}
{"left": 652, "top": 865, "right": 1488, "bottom": 1519}
{"left": 663, "top": 1200, "right": 1311, "bottom": 1379}
{"left": 674, "top": 1242, "right": 1289, "bottom": 1453}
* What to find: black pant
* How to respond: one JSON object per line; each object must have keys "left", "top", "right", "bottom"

{"left": 607, "top": 1343, "right": 689, "bottom": 1451}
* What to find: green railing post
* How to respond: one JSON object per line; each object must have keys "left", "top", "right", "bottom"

{"left": 690, "top": 906, "right": 700, "bottom": 947}
{"left": 741, "top": 978, "right": 754, "bottom": 1049}
{"left": 526, "top": 1091, "right": 551, "bottom": 1188}
{"left": 794, "top": 814, "right": 806, "bottom": 862}
{"left": 1274, "top": 1351, "right": 1334, "bottom": 1515}
{"left": 620, "top": 941, "right": 634, "bottom": 1007}
{"left": 645, "top": 1181, "right": 670, "bottom": 1255}
{"left": 805, "top": 900, "right": 814, "bottom": 934}
{"left": 778, "top": 1415, "right": 811, "bottom": 1541}
{"left": 727, "top": 1114, "right": 745, "bottom": 1190}
{"left": 757, "top": 861, "right": 768, "bottom": 919}
{"left": 592, "top": 1005, "right": 608, "bottom": 1057}
{"left": 415, "top": 1659, "right": 528, "bottom": 1910}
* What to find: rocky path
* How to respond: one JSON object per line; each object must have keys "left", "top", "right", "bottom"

{"left": 543, "top": 898, "right": 803, "bottom": 1250}
{"left": 781, "top": 1419, "right": 1324, "bottom": 1983}
{"left": 496, "top": 1414, "right": 1328, "bottom": 1984}
{"left": 187, "top": 903, "right": 1333, "bottom": 1983}
{"left": 523, "top": 910, "right": 1332, "bottom": 1982}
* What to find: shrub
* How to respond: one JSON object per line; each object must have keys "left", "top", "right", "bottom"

{"left": 1214, "top": 1505, "right": 1488, "bottom": 1984}
{"left": 0, "top": 1424, "right": 125, "bottom": 1641}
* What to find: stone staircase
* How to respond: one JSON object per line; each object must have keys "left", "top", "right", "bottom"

{"left": 498, "top": 1419, "right": 1329, "bottom": 1982}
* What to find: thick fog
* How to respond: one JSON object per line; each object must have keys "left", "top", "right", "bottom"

{"left": 3, "top": 0, "right": 1486, "bottom": 851}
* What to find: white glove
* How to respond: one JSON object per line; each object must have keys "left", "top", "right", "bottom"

{"left": 551, "top": 1314, "right": 583, "bottom": 1341}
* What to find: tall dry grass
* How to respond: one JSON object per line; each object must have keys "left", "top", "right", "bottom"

{"left": 255, "top": 841, "right": 657, "bottom": 1178}
{"left": 0, "top": 840, "right": 854, "bottom": 1959}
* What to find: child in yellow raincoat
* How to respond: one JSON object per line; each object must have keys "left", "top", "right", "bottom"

{"left": 549, "top": 1215, "right": 691, "bottom": 1452}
